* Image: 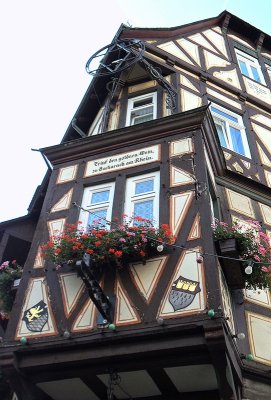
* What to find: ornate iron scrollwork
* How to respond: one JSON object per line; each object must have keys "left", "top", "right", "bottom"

{"left": 86, "top": 39, "right": 145, "bottom": 76}
{"left": 75, "top": 253, "right": 114, "bottom": 324}
{"left": 86, "top": 38, "right": 177, "bottom": 113}
{"left": 140, "top": 58, "right": 177, "bottom": 111}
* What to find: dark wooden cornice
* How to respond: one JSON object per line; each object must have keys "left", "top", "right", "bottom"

{"left": 0, "top": 322, "right": 208, "bottom": 372}
{"left": 41, "top": 106, "right": 208, "bottom": 164}
{"left": 120, "top": 13, "right": 225, "bottom": 40}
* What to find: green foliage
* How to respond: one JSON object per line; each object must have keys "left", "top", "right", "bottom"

{"left": 0, "top": 261, "right": 23, "bottom": 314}
{"left": 212, "top": 219, "right": 271, "bottom": 290}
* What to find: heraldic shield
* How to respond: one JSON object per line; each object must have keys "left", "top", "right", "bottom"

{"left": 22, "top": 300, "right": 48, "bottom": 332}
{"left": 169, "top": 275, "right": 201, "bottom": 311}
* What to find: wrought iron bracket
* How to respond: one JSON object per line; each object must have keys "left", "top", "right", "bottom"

{"left": 140, "top": 58, "right": 177, "bottom": 111}
{"left": 85, "top": 38, "right": 177, "bottom": 113}
{"left": 75, "top": 253, "right": 113, "bottom": 324}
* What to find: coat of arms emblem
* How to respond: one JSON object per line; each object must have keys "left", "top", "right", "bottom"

{"left": 169, "top": 275, "right": 201, "bottom": 311}
{"left": 22, "top": 300, "right": 48, "bottom": 332}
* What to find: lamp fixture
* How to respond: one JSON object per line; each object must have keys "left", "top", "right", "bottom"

{"left": 244, "top": 260, "right": 253, "bottom": 275}
{"left": 232, "top": 332, "right": 246, "bottom": 340}
{"left": 157, "top": 244, "right": 164, "bottom": 252}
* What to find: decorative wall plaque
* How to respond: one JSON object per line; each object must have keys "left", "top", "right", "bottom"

{"left": 85, "top": 145, "right": 160, "bottom": 177}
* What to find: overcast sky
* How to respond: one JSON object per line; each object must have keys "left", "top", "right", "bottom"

{"left": 1, "top": 0, "right": 271, "bottom": 222}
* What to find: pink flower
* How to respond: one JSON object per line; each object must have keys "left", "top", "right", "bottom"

{"left": 261, "top": 266, "right": 271, "bottom": 273}
{"left": 258, "top": 246, "right": 266, "bottom": 255}
{"left": 253, "top": 255, "right": 261, "bottom": 262}
{"left": 119, "top": 238, "right": 126, "bottom": 243}
{"left": 0, "top": 261, "right": 9, "bottom": 270}
{"left": 2, "top": 261, "right": 9, "bottom": 267}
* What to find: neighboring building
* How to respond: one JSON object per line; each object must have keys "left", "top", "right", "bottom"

{"left": 1, "top": 10, "right": 271, "bottom": 400}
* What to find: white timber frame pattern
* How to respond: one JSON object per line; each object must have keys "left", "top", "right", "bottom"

{"left": 129, "top": 256, "right": 168, "bottom": 303}
{"left": 47, "top": 218, "right": 66, "bottom": 238}
{"left": 51, "top": 189, "right": 73, "bottom": 213}
{"left": 246, "top": 311, "right": 271, "bottom": 366}
{"left": 56, "top": 165, "right": 78, "bottom": 184}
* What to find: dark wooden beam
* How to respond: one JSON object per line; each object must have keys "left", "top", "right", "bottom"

{"left": 4, "top": 369, "right": 54, "bottom": 400}
{"left": 221, "top": 13, "right": 231, "bottom": 34}
{"left": 256, "top": 32, "right": 265, "bottom": 52}
{"left": 147, "top": 367, "right": 180, "bottom": 397}
{"left": 204, "top": 325, "right": 238, "bottom": 400}
{"left": 80, "top": 374, "right": 110, "bottom": 399}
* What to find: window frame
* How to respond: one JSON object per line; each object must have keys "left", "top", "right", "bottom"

{"left": 235, "top": 49, "right": 265, "bottom": 84}
{"left": 265, "top": 64, "right": 271, "bottom": 81}
{"left": 79, "top": 182, "right": 115, "bottom": 229}
{"left": 124, "top": 171, "right": 160, "bottom": 226}
{"left": 125, "top": 92, "right": 157, "bottom": 127}
{"left": 210, "top": 103, "right": 251, "bottom": 158}
{"left": 88, "top": 106, "right": 105, "bottom": 136}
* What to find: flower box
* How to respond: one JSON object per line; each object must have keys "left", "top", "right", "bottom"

{"left": 41, "top": 218, "right": 175, "bottom": 271}
{"left": 215, "top": 238, "right": 245, "bottom": 289}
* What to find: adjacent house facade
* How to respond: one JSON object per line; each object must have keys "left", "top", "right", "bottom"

{"left": 1, "top": 10, "right": 271, "bottom": 400}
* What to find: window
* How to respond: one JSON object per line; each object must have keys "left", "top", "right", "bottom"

{"left": 126, "top": 92, "right": 157, "bottom": 126}
{"left": 210, "top": 104, "right": 251, "bottom": 158}
{"left": 266, "top": 65, "right": 271, "bottom": 81}
{"left": 79, "top": 182, "right": 115, "bottom": 229}
{"left": 124, "top": 172, "right": 160, "bottom": 226}
{"left": 235, "top": 49, "right": 265, "bottom": 84}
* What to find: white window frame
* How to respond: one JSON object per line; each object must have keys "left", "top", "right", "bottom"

{"left": 79, "top": 182, "right": 115, "bottom": 229}
{"left": 126, "top": 92, "right": 157, "bottom": 127}
{"left": 88, "top": 106, "right": 105, "bottom": 136}
{"left": 124, "top": 171, "right": 160, "bottom": 227}
{"left": 266, "top": 64, "right": 271, "bottom": 81}
{"left": 210, "top": 103, "right": 251, "bottom": 158}
{"left": 235, "top": 49, "right": 265, "bottom": 84}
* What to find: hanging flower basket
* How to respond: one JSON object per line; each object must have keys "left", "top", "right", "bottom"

{"left": 41, "top": 217, "right": 176, "bottom": 271}
{"left": 213, "top": 219, "right": 271, "bottom": 290}
{"left": 0, "top": 260, "right": 23, "bottom": 316}
{"left": 215, "top": 238, "right": 245, "bottom": 289}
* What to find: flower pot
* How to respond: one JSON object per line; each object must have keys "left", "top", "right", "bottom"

{"left": 215, "top": 238, "right": 245, "bottom": 289}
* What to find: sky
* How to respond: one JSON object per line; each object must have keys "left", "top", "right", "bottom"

{"left": 1, "top": 0, "right": 271, "bottom": 223}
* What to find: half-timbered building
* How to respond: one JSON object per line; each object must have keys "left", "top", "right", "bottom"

{"left": 1, "top": 10, "right": 271, "bottom": 400}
